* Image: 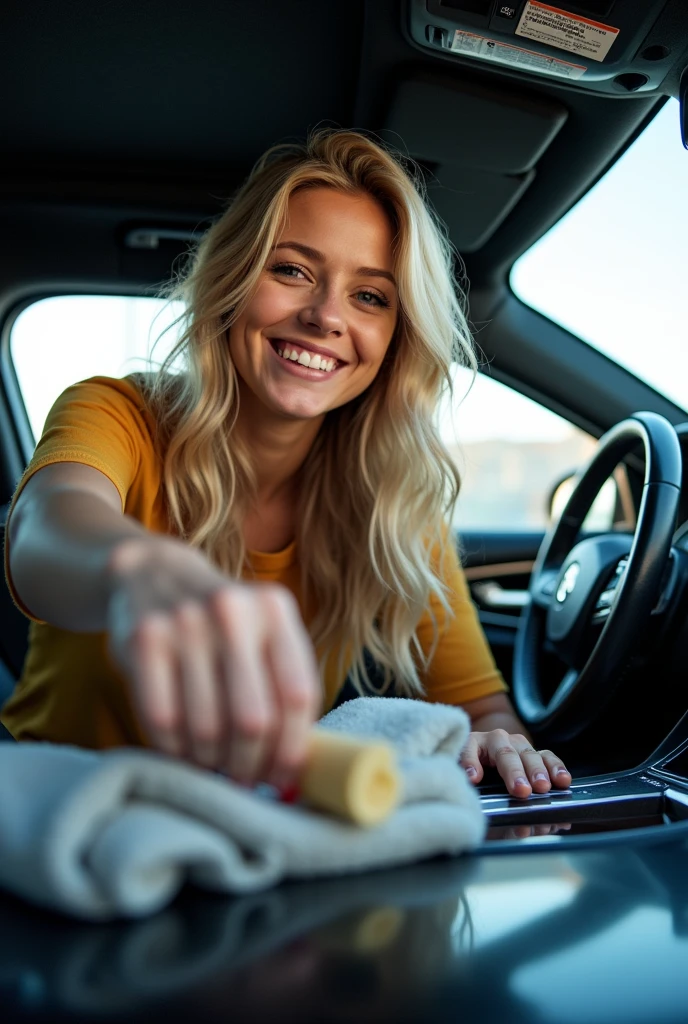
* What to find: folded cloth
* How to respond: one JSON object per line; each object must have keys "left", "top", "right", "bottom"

{"left": 0, "top": 697, "right": 484, "bottom": 920}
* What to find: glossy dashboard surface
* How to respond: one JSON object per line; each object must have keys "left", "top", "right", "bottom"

{"left": 2, "top": 820, "right": 688, "bottom": 1024}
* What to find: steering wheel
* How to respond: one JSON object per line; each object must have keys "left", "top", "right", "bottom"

{"left": 513, "top": 412, "right": 682, "bottom": 742}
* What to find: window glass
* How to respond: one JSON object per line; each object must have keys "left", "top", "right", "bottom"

{"left": 9, "top": 295, "right": 184, "bottom": 440}
{"left": 437, "top": 368, "right": 600, "bottom": 530}
{"left": 10, "top": 296, "right": 607, "bottom": 533}
{"left": 511, "top": 99, "right": 687, "bottom": 412}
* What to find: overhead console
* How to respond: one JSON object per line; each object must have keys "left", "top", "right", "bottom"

{"left": 407, "top": 0, "right": 688, "bottom": 96}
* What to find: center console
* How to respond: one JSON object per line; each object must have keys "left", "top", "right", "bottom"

{"left": 480, "top": 711, "right": 688, "bottom": 846}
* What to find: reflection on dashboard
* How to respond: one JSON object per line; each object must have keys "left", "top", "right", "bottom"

{"left": 485, "top": 815, "right": 665, "bottom": 842}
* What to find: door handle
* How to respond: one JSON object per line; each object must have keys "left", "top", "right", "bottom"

{"left": 471, "top": 581, "right": 530, "bottom": 610}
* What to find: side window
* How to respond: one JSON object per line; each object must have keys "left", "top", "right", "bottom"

{"left": 8, "top": 295, "right": 184, "bottom": 443}
{"left": 8, "top": 302, "right": 628, "bottom": 535}
{"left": 438, "top": 368, "right": 624, "bottom": 532}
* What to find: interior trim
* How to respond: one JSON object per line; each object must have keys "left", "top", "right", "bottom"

{"left": 464, "top": 560, "right": 535, "bottom": 580}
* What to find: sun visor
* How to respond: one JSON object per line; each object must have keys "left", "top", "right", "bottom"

{"left": 385, "top": 76, "right": 567, "bottom": 174}
{"left": 384, "top": 77, "right": 566, "bottom": 250}
{"left": 427, "top": 164, "right": 535, "bottom": 251}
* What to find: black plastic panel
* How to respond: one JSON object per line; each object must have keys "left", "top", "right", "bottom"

{"left": 458, "top": 528, "right": 545, "bottom": 567}
{"left": 385, "top": 75, "right": 568, "bottom": 174}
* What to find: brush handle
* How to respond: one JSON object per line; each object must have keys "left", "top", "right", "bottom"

{"left": 301, "top": 730, "right": 401, "bottom": 826}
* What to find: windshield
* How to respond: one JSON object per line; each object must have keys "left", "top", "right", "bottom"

{"left": 511, "top": 99, "right": 687, "bottom": 413}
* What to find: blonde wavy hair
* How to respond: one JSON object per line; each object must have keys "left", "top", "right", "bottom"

{"left": 143, "top": 128, "right": 476, "bottom": 696}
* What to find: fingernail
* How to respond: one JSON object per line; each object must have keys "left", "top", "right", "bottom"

{"left": 465, "top": 766, "right": 478, "bottom": 778}
{"left": 557, "top": 767, "right": 570, "bottom": 776}
{"left": 515, "top": 777, "right": 530, "bottom": 788}
{"left": 533, "top": 772, "right": 548, "bottom": 782}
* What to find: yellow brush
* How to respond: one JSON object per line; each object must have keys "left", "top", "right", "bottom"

{"left": 293, "top": 730, "right": 401, "bottom": 826}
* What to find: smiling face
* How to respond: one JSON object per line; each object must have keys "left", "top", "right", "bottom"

{"left": 228, "top": 187, "right": 399, "bottom": 424}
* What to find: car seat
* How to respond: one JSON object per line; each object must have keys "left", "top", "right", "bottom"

{"left": 0, "top": 505, "right": 30, "bottom": 734}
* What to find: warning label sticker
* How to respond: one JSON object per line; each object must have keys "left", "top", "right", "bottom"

{"left": 449, "top": 30, "right": 586, "bottom": 80}
{"left": 516, "top": 1, "right": 619, "bottom": 63}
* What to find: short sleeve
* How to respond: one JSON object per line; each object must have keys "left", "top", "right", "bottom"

{"left": 415, "top": 528, "right": 509, "bottom": 706}
{"left": 3, "top": 375, "right": 150, "bottom": 622}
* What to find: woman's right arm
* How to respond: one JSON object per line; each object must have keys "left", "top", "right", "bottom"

{"left": 9, "top": 462, "right": 151, "bottom": 632}
{"left": 8, "top": 462, "right": 322, "bottom": 786}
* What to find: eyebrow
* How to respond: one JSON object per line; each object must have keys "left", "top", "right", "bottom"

{"left": 273, "top": 241, "right": 397, "bottom": 288}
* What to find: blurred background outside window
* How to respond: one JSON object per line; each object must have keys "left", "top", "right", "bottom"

{"left": 9, "top": 294, "right": 600, "bottom": 532}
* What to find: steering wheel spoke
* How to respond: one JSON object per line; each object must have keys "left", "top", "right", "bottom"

{"left": 530, "top": 568, "right": 559, "bottom": 610}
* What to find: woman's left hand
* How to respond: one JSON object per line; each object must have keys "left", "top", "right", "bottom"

{"left": 460, "top": 729, "right": 572, "bottom": 798}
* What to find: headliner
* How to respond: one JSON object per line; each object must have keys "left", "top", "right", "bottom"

{"left": 1, "top": 0, "right": 685, "bottom": 293}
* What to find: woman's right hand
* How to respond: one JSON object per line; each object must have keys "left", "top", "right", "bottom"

{"left": 104, "top": 536, "right": 322, "bottom": 788}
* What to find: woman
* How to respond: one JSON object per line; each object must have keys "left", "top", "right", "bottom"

{"left": 2, "top": 130, "right": 570, "bottom": 798}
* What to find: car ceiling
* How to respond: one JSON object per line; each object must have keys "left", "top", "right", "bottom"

{"left": 1, "top": 0, "right": 687, "bottom": 475}
{"left": 3, "top": 0, "right": 688, "bottom": 294}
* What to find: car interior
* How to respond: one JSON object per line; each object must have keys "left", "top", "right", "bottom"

{"left": 2, "top": 0, "right": 688, "bottom": 854}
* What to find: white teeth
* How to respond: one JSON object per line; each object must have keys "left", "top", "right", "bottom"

{"left": 275, "top": 344, "right": 337, "bottom": 372}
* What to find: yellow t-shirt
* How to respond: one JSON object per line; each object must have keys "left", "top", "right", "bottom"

{"left": 1, "top": 375, "right": 507, "bottom": 748}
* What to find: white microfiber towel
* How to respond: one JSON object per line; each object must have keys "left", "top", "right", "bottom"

{"left": 0, "top": 697, "right": 484, "bottom": 920}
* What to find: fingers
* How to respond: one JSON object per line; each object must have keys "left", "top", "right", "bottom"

{"left": 486, "top": 731, "right": 535, "bottom": 798}
{"left": 459, "top": 733, "right": 485, "bottom": 784}
{"left": 130, "top": 613, "right": 183, "bottom": 757}
{"left": 176, "top": 601, "right": 224, "bottom": 768}
{"left": 540, "top": 750, "right": 572, "bottom": 789}
{"left": 517, "top": 744, "right": 553, "bottom": 794}
{"left": 462, "top": 730, "right": 572, "bottom": 799}
{"left": 212, "top": 584, "right": 321, "bottom": 786}
{"left": 123, "top": 579, "right": 321, "bottom": 787}
{"left": 260, "top": 589, "right": 322, "bottom": 788}
{"left": 212, "top": 588, "right": 276, "bottom": 784}
{"left": 489, "top": 823, "right": 572, "bottom": 841}
{"left": 516, "top": 745, "right": 572, "bottom": 793}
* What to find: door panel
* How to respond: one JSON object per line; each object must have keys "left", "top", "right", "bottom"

{"left": 460, "top": 530, "right": 544, "bottom": 570}
{"left": 458, "top": 529, "right": 545, "bottom": 685}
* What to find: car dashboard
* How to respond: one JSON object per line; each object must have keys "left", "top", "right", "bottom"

{"left": 3, "top": 727, "right": 688, "bottom": 1024}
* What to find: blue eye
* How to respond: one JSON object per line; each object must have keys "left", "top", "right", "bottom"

{"left": 357, "top": 290, "right": 390, "bottom": 308}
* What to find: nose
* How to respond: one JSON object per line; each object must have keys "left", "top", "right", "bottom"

{"left": 298, "top": 284, "right": 346, "bottom": 336}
